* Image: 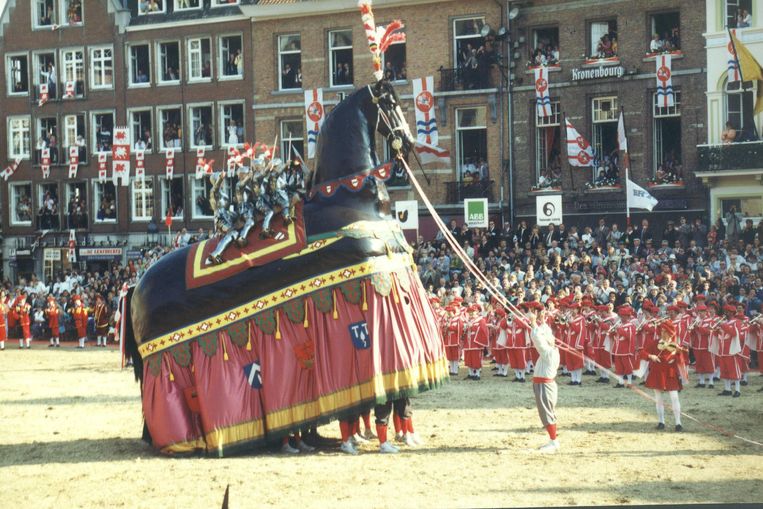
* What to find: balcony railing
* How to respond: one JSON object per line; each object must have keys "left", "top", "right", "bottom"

{"left": 697, "top": 141, "right": 763, "bottom": 172}
{"left": 446, "top": 180, "right": 494, "bottom": 203}
{"left": 437, "top": 66, "right": 493, "bottom": 92}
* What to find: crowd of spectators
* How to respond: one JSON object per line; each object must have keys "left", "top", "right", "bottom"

{"left": 458, "top": 42, "right": 491, "bottom": 90}
{"left": 650, "top": 150, "right": 684, "bottom": 185}
{"left": 417, "top": 215, "right": 763, "bottom": 319}
{"left": 528, "top": 43, "right": 560, "bottom": 67}
{"left": 587, "top": 150, "right": 621, "bottom": 189}
{"left": 648, "top": 28, "right": 681, "bottom": 54}
{"left": 593, "top": 28, "right": 619, "bottom": 59}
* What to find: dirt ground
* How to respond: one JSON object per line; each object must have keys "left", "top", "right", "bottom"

{"left": 1, "top": 346, "right": 761, "bottom": 509}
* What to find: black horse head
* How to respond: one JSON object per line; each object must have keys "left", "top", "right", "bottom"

{"left": 312, "top": 81, "right": 414, "bottom": 189}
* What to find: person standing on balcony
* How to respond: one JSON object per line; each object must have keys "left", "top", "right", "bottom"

{"left": 724, "top": 206, "right": 743, "bottom": 245}
{"left": 721, "top": 121, "right": 737, "bottom": 144}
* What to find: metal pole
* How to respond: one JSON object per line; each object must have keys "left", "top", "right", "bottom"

{"left": 506, "top": 0, "right": 515, "bottom": 225}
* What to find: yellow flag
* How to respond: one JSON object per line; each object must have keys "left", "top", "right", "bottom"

{"left": 730, "top": 30, "right": 763, "bottom": 114}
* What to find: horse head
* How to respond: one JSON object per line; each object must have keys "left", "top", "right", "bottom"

{"left": 371, "top": 79, "right": 415, "bottom": 164}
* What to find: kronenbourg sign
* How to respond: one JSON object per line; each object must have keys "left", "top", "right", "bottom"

{"left": 395, "top": 200, "right": 419, "bottom": 230}
{"left": 536, "top": 194, "right": 563, "bottom": 226}
{"left": 464, "top": 198, "right": 489, "bottom": 228}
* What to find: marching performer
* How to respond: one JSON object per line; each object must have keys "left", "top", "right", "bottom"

{"left": 93, "top": 294, "right": 110, "bottom": 347}
{"left": 505, "top": 307, "right": 529, "bottom": 382}
{"left": 527, "top": 301, "right": 561, "bottom": 453}
{"left": 0, "top": 289, "right": 8, "bottom": 351}
{"left": 443, "top": 304, "right": 463, "bottom": 376}
{"left": 463, "top": 304, "right": 488, "bottom": 380}
{"left": 734, "top": 306, "right": 751, "bottom": 387}
{"left": 46, "top": 295, "right": 61, "bottom": 348}
{"left": 641, "top": 320, "right": 686, "bottom": 432}
{"left": 562, "top": 302, "right": 587, "bottom": 386}
{"left": 611, "top": 305, "right": 636, "bottom": 387}
{"left": 595, "top": 304, "right": 616, "bottom": 384}
{"left": 713, "top": 304, "right": 743, "bottom": 397}
{"left": 72, "top": 295, "right": 89, "bottom": 349}
{"left": 492, "top": 308, "right": 510, "bottom": 377}
{"left": 15, "top": 291, "right": 32, "bottom": 349}
{"left": 691, "top": 304, "right": 716, "bottom": 388}
{"left": 581, "top": 298, "right": 598, "bottom": 375}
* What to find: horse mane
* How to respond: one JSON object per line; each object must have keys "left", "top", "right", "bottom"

{"left": 313, "top": 86, "right": 380, "bottom": 188}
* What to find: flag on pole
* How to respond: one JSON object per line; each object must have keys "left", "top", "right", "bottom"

{"left": 304, "top": 89, "right": 325, "bottom": 159}
{"left": 97, "top": 152, "right": 108, "bottom": 183}
{"left": 41, "top": 148, "right": 51, "bottom": 178}
{"left": 729, "top": 29, "right": 763, "bottom": 115}
{"left": 655, "top": 53, "right": 674, "bottom": 108}
{"left": 534, "top": 66, "right": 552, "bottom": 118}
{"left": 564, "top": 119, "right": 593, "bottom": 167}
{"left": 414, "top": 141, "right": 450, "bottom": 166}
{"left": 165, "top": 149, "right": 175, "bottom": 179}
{"left": 68, "top": 229, "right": 77, "bottom": 263}
{"left": 68, "top": 146, "right": 79, "bottom": 178}
{"left": 727, "top": 29, "right": 741, "bottom": 83}
{"left": 626, "top": 178, "right": 658, "bottom": 211}
{"left": 412, "top": 76, "right": 439, "bottom": 146}
{"left": 112, "top": 126, "right": 130, "bottom": 186}
{"left": 135, "top": 149, "right": 145, "bottom": 182}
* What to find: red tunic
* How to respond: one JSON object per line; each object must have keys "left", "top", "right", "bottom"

{"left": 714, "top": 320, "right": 742, "bottom": 381}
{"left": 73, "top": 306, "right": 89, "bottom": 339}
{"left": 444, "top": 316, "right": 463, "bottom": 362}
{"left": 595, "top": 315, "right": 617, "bottom": 368}
{"left": 0, "top": 303, "right": 7, "bottom": 341}
{"left": 94, "top": 302, "right": 110, "bottom": 334}
{"left": 611, "top": 321, "right": 636, "bottom": 375}
{"left": 16, "top": 302, "right": 31, "bottom": 339}
{"left": 640, "top": 337, "right": 684, "bottom": 392}
{"left": 492, "top": 318, "right": 509, "bottom": 365}
{"left": 504, "top": 318, "right": 528, "bottom": 370}
{"left": 47, "top": 306, "right": 60, "bottom": 337}
{"left": 463, "top": 317, "right": 488, "bottom": 370}
{"left": 692, "top": 317, "right": 717, "bottom": 374}
{"left": 564, "top": 315, "right": 587, "bottom": 371}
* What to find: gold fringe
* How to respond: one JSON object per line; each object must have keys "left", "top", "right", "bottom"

{"left": 275, "top": 309, "right": 282, "bottom": 340}
{"left": 221, "top": 332, "right": 229, "bottom": 361}
{"left": 391, "top": 275, "right": 400, "bottom": 304}
{"left": 246, "top": 321, "right": 252, "bottom": 351}
{"left": 362, "top": 280, "right": 368, "bottom": 311}
{"left": 332, "top": 289, "right": 339, "bottom": 319}
{"left": 166, "top": 354, "right": 175, "bottom": 382}
{"left": 303, "top": 299, "right": 309, "bottom": 328}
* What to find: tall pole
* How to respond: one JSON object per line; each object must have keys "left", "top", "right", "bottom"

{"left": 506, "top": 0, "right": 515, "bottom": 225}
{"left": 625, "top": 166, "right": 631, "bottom": 228}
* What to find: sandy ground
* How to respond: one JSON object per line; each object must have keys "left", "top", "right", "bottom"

{"left": 1, "top": 346, "right": 762, "bottom": 509}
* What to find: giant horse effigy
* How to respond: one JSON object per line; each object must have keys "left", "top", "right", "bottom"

{"left": 123, "top": 3, "right": 447, "bottom": 456}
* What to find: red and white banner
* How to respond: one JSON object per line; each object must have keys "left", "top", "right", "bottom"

{"left": 655, "top": 54, "right": 674, "bottom": 108}
{"left": 68, "top": 146, "right": 79, "bottom": 178}
{"left": 412, "top": 76, "right": 438, "bottom": 146}
{"left": 304, "top": 88, "right": 325, "bottom": 159}
{"left": 112, "top": 126, "right": 131, "bottom": 186}
{"left": 135, "top": 149, "right": 145, "bottom": 182}
{"left": 227, "top": 145, "right": 242, "bottom": 177}
{"left": 98, "top": 152, "right": 108, "bottom": 183}
{"left": 565, "top": 119, "right": 594, "bottom": 167}
{"left": 41, "top": 148, "right": 51, "bottom": 178}
{"left": 68, "top": 229, "right": 77, "bottom": 263}
{"left": 1, "top": 158, "right": 22, "bottom": 181}
{"left": 38, "top": 83, "right": 49, "bottom": 106}
{"left": 165, "top": 149, "right": 175, "bottom": 179}
{"left": 414, "top": 141, "right": 450, "bottom": 166}
{"left": 534, "top": 67, "right": 552, "bottom": 118}
{"left": 195, "top": 147, "right": 206, "bottom": 179}
{"left": 63, "top": 80, "right": 75, "bottom": 99}
{"left": 727, "top": 29, "right": 740, "bottom": 83}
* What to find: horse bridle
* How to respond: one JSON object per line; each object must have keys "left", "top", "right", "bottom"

{"left": 368, "top": 84, "right": 407, "bottom": 155}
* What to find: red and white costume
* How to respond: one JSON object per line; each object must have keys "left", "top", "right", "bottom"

{"left": 561, "top": 306, "right": 587, "bottom": 384}
{"left": 46, "top": 297, "right": 61, "bottom": 347}
{"left": 16, "top": 297, "right": 32, "bottom": 348}
{"left": 612, "top": 308, "right": 636, "bottom": 384}
{"left": 443, "top": 308, "right": 463, "bottom": 375}
{"left": 463, "top": 306, "right": 488, "bottom": 379}
{"left": 72, "top": 298, "right": 89, "bottom": 348}
{"left": 691, "top": 306, "right": 717, "bottom": 385}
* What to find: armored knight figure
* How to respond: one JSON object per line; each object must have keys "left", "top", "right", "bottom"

{"left": 234, "top": 167, "right": 257, "bottom": 246}
{"left": 271, "top": 160, "right": 293, "bottom": 226}
{"left": 284, "top": 159, "right": 308, "bottom": 220}
{"left": 255, "top": 172, "right": 276, "bottom": 239}
{"left": 207, "top": 172, "right": 241, "bottom": 265}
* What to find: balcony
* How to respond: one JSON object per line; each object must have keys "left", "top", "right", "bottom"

{"left": 437, "top": 66, "right": 493, "bottom": 92}
{"left": 697, "top": 141, "right": 763, "bottom": 172}
{"left": 445, "top": 180, "right": 494, "bottom": 203}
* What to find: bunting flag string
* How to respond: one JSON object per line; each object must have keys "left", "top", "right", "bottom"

{"left": 112, "top": 126, "right": 131, "bottom": 187}
{"left": 311, "top": 161, "right": 392, "bottom": 198}
{"left": 38, "top": 83, "right": 49, "bottom": 107}
{"left": 135, "top": 149, "right": 145, "bottom": 182}
{"left": 67, "top": 146, "right": 79, "bottom": 178}
{"left": 165, "top": 149, "right": 175, "bottom": 179}
{"left": 412, "top": 76, "right": 438, "bottom": 146}
{"left": 565, "top": 118, "right": 594, "bottom": 167}
{"left": 727, "top": 29, "right": 741, "bottom": 83}
{"left": 304, "top": 88, "right": 325, "bottom": 159}
{"left": 97, "top": 152, "right": 108, "bottom": 183}
{"left": 227, "top": 146, "right": 242, "bottom": 177}
{"left": 655, "top": 54, "right": 674, "bottom": 108}
{"left": 41, "top": 148, "right": 51, "bottom": 178}
{"left": 534, "top": 66, "right": 552, "bottom": 118}
{"left": 2, "top": 158, "right": 22, "bottom": 181}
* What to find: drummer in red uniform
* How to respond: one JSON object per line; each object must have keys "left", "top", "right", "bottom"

{"left": 72, "top": 295, "right": 89, "bottom": 349}
{"left": 641, "top": 320, "right": 686, "bottom": 432}
{"left": 46, "top": 295, "right": 61, "bottom": 348}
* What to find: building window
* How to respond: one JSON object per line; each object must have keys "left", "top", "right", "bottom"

{"left": 653, "top": 90, "right": 682, "bottom": 180}
{"left": 36, "top": 117, "right": 59, "bottom": 164}
{"left": 191, "top": 177, "right": 214, "bottom": 219}
{"left": 720, "top": 197, "right": 762, "bottom": 218}
{"left": 93, "top": 181, "right": 117, "bottom": 223}
{"left": 726, "top": 0, "right": 753, "bottom": 28}
{"left": 63, "top": 0, "right": 83, "bottom": 25}
{"left": 34, "top": 52, "right": 58, "bottom": 99}
{"left": 280, "top": 120, "right": 304, "bottom": 161}
{"left": 131, "top": 178, "right": 154, "bottom": 221}
{"left": 648, "top": 12, "right": 681, "bottom": 53}
{"left": 174, "top": 0, "right": 200, "bottom": 11}
{"left": 589, "top": 20, "right": 618, "bottom": 59}
{"left": 162, "top": 177, "right": 184, "bottom": 219}
{"left": 279, "top": 34, "right": 302, "bottom": 90}
{"left": 219, "top": 35, "right": 243, "bottom": 78}
{"left": 8, "top": 116, "right": 31, "bottom": 160}
{"left": 530, "top": 27, "right": 560, "bottom": 67}
{"left": 89, "top": 46, "right": 113, "bottom": 90}
{"left": 454, "top": 17, "right": 488, "bottom": 90}
{"left": 382, "top": 36, "right": 406, "bottom": 82}
{"left": 34, "top": 0, "right": 56, "bottom": 28}
{"left": 455, "top": 107, "right": 488, "bottom": 182}
{"left": 189, "top": 105, "right": 213, "bottom": 148}
{"left": 211, "top": 0, "right": 240, "bottom": 6}
{"left": 139, "top": 0, "right": 165, "bottom": 15}
{"left": 92, "top": 112, "right": 114, "bottom": 153}
{"left": 159, "top": 107, "right": 183, "bottom": 150}
{"left": 187, "top": 37, "right": 212, "bottom": 81}
{"left": 725, "top": 81, "right": 756, "bottom": 140}
{"left": 7, "top": 54, "right": 30, "bottom": 95}
{"left": 63, "top": 114, "right": 86, "bottom": 163}
{"left": 129, "top": 44, "right": 151, "bottom": 86}
{"left": 220, "top": 103, "right": 244, "bottom": 147}
{"left": 10, "top": 182, "right": 33, "bottom": 225}
{"left": 38, "top": 183, "right": 61, "bottom": 230}
{"left": 65, "top": 182, "right": 88, "bottom": 229}
{"left": 591, "top": 96, "right": 620, "bottom": 184}
{"left": 61, "top": 48, "right": 85, "bottom": 97}
{"left": 157, "top": 41, "right": 181, "bottom": 84}
{"left": 329, "top": 29, "right": 353, "bottom": 87}
{"left": 534, "top": 101, "right": 562, "bottom": 188}
{"left": 130, "top": 109, "right": 154, "bottom": 151}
